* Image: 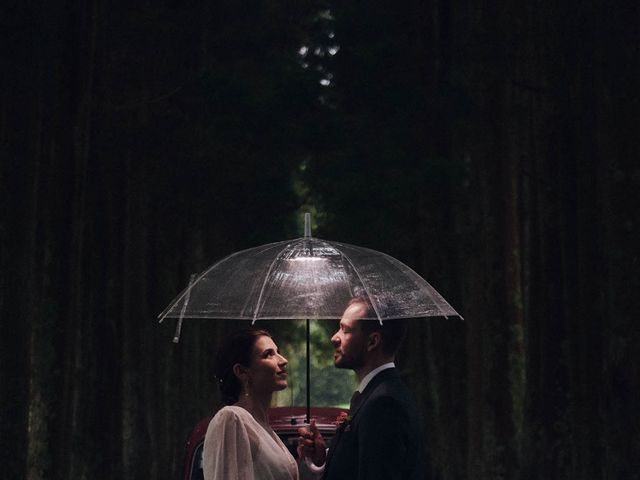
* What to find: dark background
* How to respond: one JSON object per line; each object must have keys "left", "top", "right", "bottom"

{"left": 1, "top": 1, "right": 638, "bottom": 479}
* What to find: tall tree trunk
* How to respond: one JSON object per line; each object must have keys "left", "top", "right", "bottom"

{"left": 501, "top": 126, "right": 525, "bottom": 475}
{"left": 0, "top": 17, "right": 33, "bottom": 480}
{"left": 59, "top": 0, "right": 98, "bottom": 478}
{"left": 120, "top": 153, "right": 141, "bottom": 480}
{"left": 25, "top": 60, "right": 47, "bottom": 480}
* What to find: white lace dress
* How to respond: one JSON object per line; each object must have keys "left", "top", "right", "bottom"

{"left": 203, "top": 406, "right": 299, "bottom": 480}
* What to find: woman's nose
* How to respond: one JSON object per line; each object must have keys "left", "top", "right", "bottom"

{"left": 278, "top": 354, "right": 288, "bottom": 365}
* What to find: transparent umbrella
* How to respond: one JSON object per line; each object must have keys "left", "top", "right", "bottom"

{"left": 159, "top": 213, "right": 462, "bottom": 420}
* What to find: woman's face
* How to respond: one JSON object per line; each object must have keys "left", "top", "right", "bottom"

{"left": 246, "top": 335, "right": 289, "bottom": 394}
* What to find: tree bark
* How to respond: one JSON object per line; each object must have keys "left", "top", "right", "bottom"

{"left": 59, "top": 0, "right": 98, "bottom": 478}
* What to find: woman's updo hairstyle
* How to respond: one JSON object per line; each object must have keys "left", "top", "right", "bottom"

{"left": 214, "top": 327, "right": 271, "bottom": 405}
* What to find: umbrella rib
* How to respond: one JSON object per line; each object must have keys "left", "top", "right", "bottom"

{"left": 251, "top": 238, "right": 303, "bottom": 323}
{"left": 157, "top": 248, "right": 252, "bottom": 322}
{"left": 329, "top": 242, "right": 384, "bottom": 324}
{"left": 158, "top": 239, "right": 292, "bottom": 321}
{"left": 332, "top": 241, "right": 461, "bottom": 320}
{"left": 377, "top": 251, "right": 459, "bottom": 319}
{"left": 238, "top": 241, "right": 295, "bottom": 318}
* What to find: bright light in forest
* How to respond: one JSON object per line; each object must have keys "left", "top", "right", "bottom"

{"left": 297, "top": 10, "right": 338, "bottom": 93}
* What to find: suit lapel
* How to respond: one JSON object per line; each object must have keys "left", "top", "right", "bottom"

{"left": 349, "top": 367, "right": 398, "bottom": 419}
{"left": 324, "top": 368, "right": 399, "bottom": 479}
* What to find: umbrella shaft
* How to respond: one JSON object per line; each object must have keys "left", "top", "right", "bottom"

{"left": 306, "top": 318, "right": 310, "bottom": 423}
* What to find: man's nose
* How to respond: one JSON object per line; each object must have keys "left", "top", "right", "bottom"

{"left": 330, "top": 333, "right": 339, "bottom": 345}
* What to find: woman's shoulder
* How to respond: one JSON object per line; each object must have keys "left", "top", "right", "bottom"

{"left": 206, "top": 405, "right": 262, "bottom": 448}
{"left": 204, "top": 406, "right": 256, "bottom": 456}
{"left": 212, "top": 405, "right": 251, "bottom": 422}
{"left": 206, "top": 406, "right": 249, "bottom": 439}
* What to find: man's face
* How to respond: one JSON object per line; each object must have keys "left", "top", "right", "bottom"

{"left": 330, "top": 301, "right": 369, "bottom": 370}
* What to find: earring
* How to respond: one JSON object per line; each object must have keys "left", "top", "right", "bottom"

{"left": 243, "top": 379, "right": 250, "bottom": 397}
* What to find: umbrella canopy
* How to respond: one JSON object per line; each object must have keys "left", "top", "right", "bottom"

{"left": 159, "top": 214, "right": 461, "bottom": 422}
{"left": 158, "top": 217, "right": 461, "bottom": 324}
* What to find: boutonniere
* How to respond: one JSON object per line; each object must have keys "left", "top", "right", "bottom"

{"left": 335, "top": 412, "right": 352, "bottom": 432}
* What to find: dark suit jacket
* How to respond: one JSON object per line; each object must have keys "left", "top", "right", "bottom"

{"left": 323, "top": 368, "right": 424, "bottom": 480}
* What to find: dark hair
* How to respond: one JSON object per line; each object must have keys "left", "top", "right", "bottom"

{"left": 349, "top": 297, "right": 407, "bottom": 356}
{"left": 214, "top": 328, "right": 272, "bottom": 405}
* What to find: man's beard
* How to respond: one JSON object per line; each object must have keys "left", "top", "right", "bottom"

{"left": 335, "top": 349, "right": 365, "bottom": 370}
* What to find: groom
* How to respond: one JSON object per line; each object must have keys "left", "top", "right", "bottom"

{"left": 298, "top": 296, "right": 425, "bottom": 480}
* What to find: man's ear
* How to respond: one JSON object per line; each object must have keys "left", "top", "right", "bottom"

{"left": 367, "top": 332, "right": 382, "bottom": 352}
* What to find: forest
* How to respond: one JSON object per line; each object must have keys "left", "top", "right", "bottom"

{"left": 1, "top": 1, "right": 638, "bottom": 479}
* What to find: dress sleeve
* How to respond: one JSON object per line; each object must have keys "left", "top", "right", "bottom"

{"left": 203, "top": 409, "right": 255, "bottom": 480}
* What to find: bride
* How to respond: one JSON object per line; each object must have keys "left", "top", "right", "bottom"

{"left": 203, "top": 328, "right": 298, "bottom": 480}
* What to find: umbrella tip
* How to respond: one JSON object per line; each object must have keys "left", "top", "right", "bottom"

{"left": 304, "top": 212, "right": 311, "bottom": 238}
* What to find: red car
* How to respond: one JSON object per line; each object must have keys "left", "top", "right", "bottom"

{"left": 182, "top": 406, "right": 343, "bottom": 480}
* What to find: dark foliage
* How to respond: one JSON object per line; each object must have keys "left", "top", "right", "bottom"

{"left": 1, "top": 1, "right": 638, "bottom": 479}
